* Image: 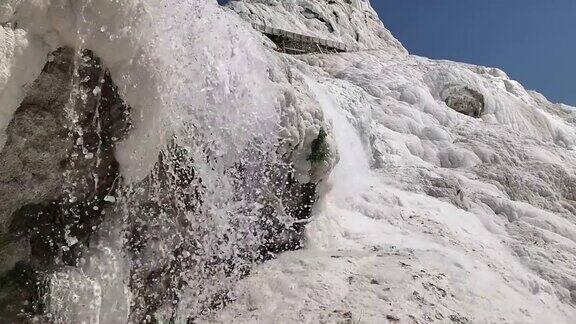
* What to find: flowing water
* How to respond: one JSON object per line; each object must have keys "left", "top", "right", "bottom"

{"left": 305, "top": 77, "right": 371, "bottom": 198}
{"left": 39, "top": 1, "right": 291, "bottom": 322}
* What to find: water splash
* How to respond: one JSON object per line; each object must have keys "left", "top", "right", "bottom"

{"left": 40, "top": 1, "right": 318, "bottom": 322}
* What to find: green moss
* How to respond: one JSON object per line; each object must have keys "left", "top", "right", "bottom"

{"left": 308, "top": 127, "right": 329, "bottom": 164}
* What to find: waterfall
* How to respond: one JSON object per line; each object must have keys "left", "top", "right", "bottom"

{"left": 24, "top": 1, "right": 321, "bottom": 322}
{"left": 4, "top": 1, "right": 575, "bottom": 323}
{"left": 305, "top": 77, "right": 371, "bottom": 197}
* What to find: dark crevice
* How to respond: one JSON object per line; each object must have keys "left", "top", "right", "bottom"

{"left": 303, "top": 7, "right": 335, "bottom": 33}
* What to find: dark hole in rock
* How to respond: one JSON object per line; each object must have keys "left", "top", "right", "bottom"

{"left": 303, "top": 8, "right": 335, "bottom": 33}
{"left": 442, "top": 86, "right": 485, "bottom": 118}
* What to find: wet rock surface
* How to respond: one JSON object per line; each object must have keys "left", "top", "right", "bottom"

{"left": 0, "top": 47, "right": 131, "bottom": 321}
{"left": 0, "top": 46, "right": 325, "bottom": 323}
{"left": 121, "top": 141, "right": 319, "bottom": 322}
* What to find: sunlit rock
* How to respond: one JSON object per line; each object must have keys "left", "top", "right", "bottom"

{"left": 0, "top": 0, "right": 575, "bottom": 323}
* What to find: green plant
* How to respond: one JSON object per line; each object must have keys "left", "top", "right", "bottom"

{"left": 308, "top": 127, "right": 329, "bottom": 164}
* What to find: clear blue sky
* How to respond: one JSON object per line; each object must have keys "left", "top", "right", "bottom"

{"left": 374, "top": 1, "right": 576, "bottom": 106}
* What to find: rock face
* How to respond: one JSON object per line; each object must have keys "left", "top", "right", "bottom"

{"left": 0, "top": 47, "right": 328, "bottom": 322}
{"left": 1, "top": 2, "right": 336, "bottom": 321}
{"left": 0, "top": 47, "right": 131, "bottom": 320}
{"left": 1, "top": 0, "right": 576, "bottom": 323}
{"left": 212, "top": 51, "right": 576, "bottom": 324}
{"left": 228, "top": 0, "right": 407, "bottom": 54}
{"left": 209, "top": 2, "right": 576, "bottom": 323}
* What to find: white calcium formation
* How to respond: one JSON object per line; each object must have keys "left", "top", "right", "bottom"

{"left": 0, "top": 0, "right": 575, "bottom": 323}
